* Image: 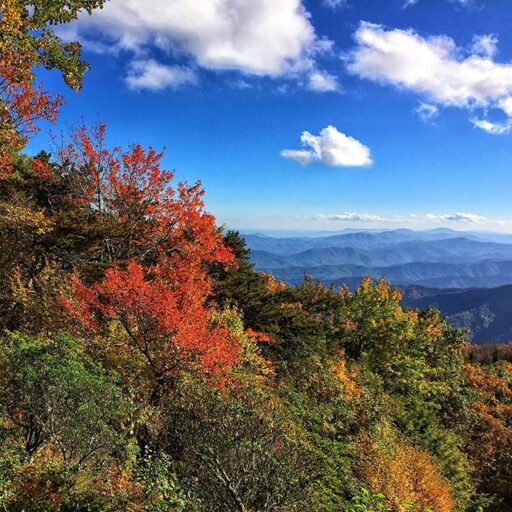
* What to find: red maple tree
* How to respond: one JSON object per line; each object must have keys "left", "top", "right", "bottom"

{"left": 60, "top": 124, "right": 238, "bottom": 394}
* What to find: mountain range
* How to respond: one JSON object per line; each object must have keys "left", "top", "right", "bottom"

{"left": 244, "top": 229, "right": 512, "bottom": 288}
{"left": 242, "top": 229, "right": 512, "bottom": 343}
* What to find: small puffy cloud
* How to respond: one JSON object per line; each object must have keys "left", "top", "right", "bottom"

{"left": 471, "top": 118, "right": 512, "bottom": 135}
{"left": 322, "top": 0, "right": 346, "bottom": 8}
{"left": 314, "top": 212, "right": 386, "bottom": 222}
{"left": 416, "top": 102, "right": 439, "bottom": 122}
{"left": 427, "top": 212, "right": 487, "bottom": 223}
{"left": 347, "top": 22, "right": 512, "bottom": 134}
{"left": 307, "top": 71, "right": 340, "bottom": 92}
{"left": 405, "top": 0, "right": 473, "bottom": 7}
{"left": 68, "top": 0, "right": 335, "bottom": 91}
{"left": 281, "top": 125, "right": 372, "bottom": 168}
{"left": 471, "top": 34, "right": 498, "bottom": 58}
{"left": 126, "top": 60, "right": 197, "bottom": 91}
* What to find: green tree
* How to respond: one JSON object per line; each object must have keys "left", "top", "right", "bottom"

{"left": 0, "top": 332, "right": 131, "bottom": 465}
{"left": 163, "top": 376, "right": 317, "bottom": 512}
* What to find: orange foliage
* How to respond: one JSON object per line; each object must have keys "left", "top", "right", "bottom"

{"left": 260, "top": 273, "right": 287, "bottom": 293}
{"left": 246, "top": 327, "right": 274, "bottom": 344}
{"left": 0, "top": 0, "right": 63, "bottom": 174}
{"left": 356, "top": 433, "right": 455, "bottom": 512}
{"left": 464, "top": 364, "right": 512, "bottom": 478}
{"left": 60, "top": 125, "right": 239, "bottom": 391}
{"left": 332, "top": 349, "right": 362, "bottom": 401}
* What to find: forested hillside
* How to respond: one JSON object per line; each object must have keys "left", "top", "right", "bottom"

{"left": 401, "top": 284, "right": 512, "bottom": 344}
{"left": 0, "top": 2, "right": 511, "bottom": 512}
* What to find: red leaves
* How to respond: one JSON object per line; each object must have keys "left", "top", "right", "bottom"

{"left": 60, "top": 124, "right": 238, "bottom": 390}
{"left": 246, "top": 328, "right": 274, "bottom": 345}
{"left": 68, "top": 261, "right": 239, "bottom": 381}
{"left": 0, "top": 62, "right": 63, "bottom": 176}
{"left": 31, "top": 159, "right": 54, "bottom": 180}
{"left": 59, "top": 124, "right": 234, "bottom": 267}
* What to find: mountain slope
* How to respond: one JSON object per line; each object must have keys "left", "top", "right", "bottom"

{"left": 401, "top": 284, "right": 512, "bottom": 344}
{"left": 245, "top": 230, "right": 512, "bottom": 289}
{"left": 257, "top": 260, "right": 512, "bottom": 289}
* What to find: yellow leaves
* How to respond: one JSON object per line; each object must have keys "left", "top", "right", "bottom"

{"left": 340, "top": 283, "right": 352, "bottom": 299}
{"left": 0, "top": 192, "right": 55, "bottom": 271}
{"left": 0, "top": 199, "right": 53, "bottom": 235}
{"left": 260, "top": 272, "right": 287, "bottom": 293}
{"left": 211, "top": 307, "right": 276, "bottom": 390}
{"left": 376, "top": 276, "right": 403, "bottom": 302}
{"left": 360, "top": 275, "right": 374, "bottom": 291}
{"left": 424, "top": 316, "right": 444, "bottom": 339}
{"left": 332, "top": 350, "right": 362, "bottom": 401}
{"left": 355, "top": 430, "right": 455, "bottom": 512}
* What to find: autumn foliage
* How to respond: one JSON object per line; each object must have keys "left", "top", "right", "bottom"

{"left": 0, "top": 0, "right": 103, "bottom": 174}
{"left": 57, "top": 125, "right": 238, "bottom": 390}
{"left": 357, "top": 431, "right": 455, "bottom": 512}
{"left": 1, "top": 2, "right": 511, "bottom": 509}
{"left": 2, "top": 127, "right": 512, "bottom": 509}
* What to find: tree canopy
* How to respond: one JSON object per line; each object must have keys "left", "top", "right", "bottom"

{"left": 0, "top": 1, "right": 510, "bottom": 511}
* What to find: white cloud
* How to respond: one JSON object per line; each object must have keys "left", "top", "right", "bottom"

{"left": 322, "top": 0, "right": 345, "bottom": 8}
{"left": 405, "top": 0, "right": 473, "bottom": 7}
{"left": 281, "top": 149, "right": 315, "bottom": 165}
{"left": 230, "top": 79, "right": 252, "bottom": 90}
{"left": 126, "top": 60, "right": 197, "bottom": 90}
{"left": 315, "top": 212, "right": 386, "bottom": 222}
{"left": 471, "top": 34, "right": 498, "bottom": 58}
{"left": 499, "top": 96, "right": 512, "bottom": 116}
{"left": 281, "top": 125, "right": 372, "bottom": 168}
{"left": 471, "top": 118, "right": 512, "bottom": 135}
{"left": 416, "top": 102, "right": 439, "bottom": 122}
{"left": 307, "top": 71, "right": 340, "bottom": 92}
{"left": 347, "top": 22, "right": 512, "bottom": 134}
{"left": 69, "top": 0, "right": 336, "bottom": 90}
{"left": 309, "top": 211, "right": 497, "bottom": 226}
{"left": 427, "top": 212, "right": 487, "bottom": 223}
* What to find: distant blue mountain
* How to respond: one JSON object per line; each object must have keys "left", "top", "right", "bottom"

{"left": 243, "top": 229, "right": 512, "bottom": 256}
{"left": 243, "top": 230, "right": 512, "bottom": 289}
{"left": 400, "top": 284, "right": 512, "bottom": 344}
{"left": 241, "top": 229, "right": 512, "bottom": 343}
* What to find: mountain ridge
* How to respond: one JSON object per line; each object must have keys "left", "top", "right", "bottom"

{"left": 242, "top": 229, "right": 512, "bottom": 344}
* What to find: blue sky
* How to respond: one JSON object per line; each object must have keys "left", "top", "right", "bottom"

{"left": 28, "top": 0, "right": 512, "bottom": 232}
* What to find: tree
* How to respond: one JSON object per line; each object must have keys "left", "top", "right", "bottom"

{"left": 464, "top": 362, "right": 512, "bottom": 510}
{"left": 214, "top": 233, "right": 346, "bottom": 364}
{"left": 0, "top": 0, "right": 106, "bottom": 173}
{"left": 0, "top": 332, "right": 130, "bottom": 465}
{"left": 58, "top": 125, "right": 239, "bottom": 397}
{"left": 336, "top": 278, "right": 473, "bottom": 509}
{"left": 355, "top": 429, "right": 454, "bottom": 512}
{"left": 163, "top": 377, "right": 316, "bottom": 512}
